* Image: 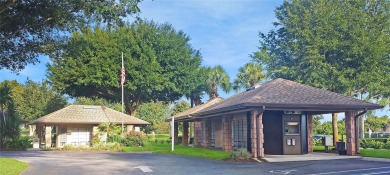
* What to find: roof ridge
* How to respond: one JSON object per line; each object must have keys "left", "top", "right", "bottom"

{"left": 282, "top": 79, "right": 378, "bottom": 106}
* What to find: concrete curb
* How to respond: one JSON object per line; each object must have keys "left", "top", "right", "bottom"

{"left": 361, "top": 157, "right": 390, "bottom": 163}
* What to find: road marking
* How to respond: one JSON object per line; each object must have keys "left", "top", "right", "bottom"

{"left": 354, "top": 170, "right": 390, "bottom": 175}
{"left": 270, "top": 170, "right": 297, "bottom": 174}
{"left": 307, "top": 166, "right": 390, "bottom": 175}
{"left": 134, "top": 166, "right": 153, "bottom": 173}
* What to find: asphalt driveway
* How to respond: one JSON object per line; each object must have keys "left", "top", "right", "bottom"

{"left": 1, "top": 151, "right": 390, "bottom": 175}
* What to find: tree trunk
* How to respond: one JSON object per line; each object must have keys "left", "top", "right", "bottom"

{"left": 332, "top": 113, "right": 338, "bottom": 146}
{"left": 194, "top": 96, "right": 202, "bottom": 106}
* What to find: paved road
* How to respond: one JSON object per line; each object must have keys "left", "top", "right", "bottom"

{"left": 1, "top": 151, "right": 390, "bottom": 175}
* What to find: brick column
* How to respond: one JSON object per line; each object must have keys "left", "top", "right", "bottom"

{"left": 194, "top": 120, "right": 202, "bottom": 147}
{"left": 258, "top": 112, "right": 264, "bottom": 158}
{"left": 45, "top": 126, "right": 52, "bottom": 148}
{"left": 345, "top": 111, "right": 358, "bottom": 156}
{"left": 174, "top": 122, "right": 179, "bottom": 145}
{"left": 202, "top": 118, "right": 211, "bottom": 148}
{"left": 182, "top": 121, "right": 189, "bottom": 146}
{"left": 308, "top": 114, "right": 314, "bottom": 153}
{"left": 251, "top": 110, "right": 258, "bottom": 158}
{"left": 222, "top": 115, "right": 233, "bottom": 152}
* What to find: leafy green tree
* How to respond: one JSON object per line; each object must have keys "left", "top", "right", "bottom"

{"left": 206, "top": 65, "right": 231, "bottom": 99}
{"left": 185, "top": 66, "right": 209, "bottom": 107}
{"left": 12, "top": 80, "right": 67, "bottom": 121}
{"left": 48, "top": 20, "right": 202, "bottom": 115}
{"left": 171, "top": 101, "right": 191, "bottom": 116}
{"left": 315, "top": 121, "right": 333, "bottom": 135}
{"left": 233, "top": 62, "right": 266, "bottom": 90}
{"left": 0, "top": 0, "right": 142, "bottom": 71}
{"left": 135, "top": 101, "right": 171, "bottom": 134}
{"left": 253, "top": 0, "right": 390, "bottom": 104}
{"left": 253, "top": 0, "right": 390, "bottom": 146}
{"left": 365, "top": 115, "right": 390, "bottom": 132}
{"left": 312, "top": 115, "right": 323, "bottom": 134}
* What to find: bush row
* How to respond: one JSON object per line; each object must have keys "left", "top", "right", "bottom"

{"left": 3, "top": 136, "right": 32, "bottom": 151}
{"left": 60, "top": 142, "right": 122, "bottom": 152}
{"left": 360, "top": 138, "right": 390, "bottom": 149}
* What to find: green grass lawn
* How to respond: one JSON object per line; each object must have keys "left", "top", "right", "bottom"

{"left": 122, "top": 143, "right": 230, "bottom": 160}
{"left": 313, "top": 145, "right": 335, "bottom": 152}
{"left": 0, "top": 158, "right": 28, "bottom": 175}
{"left": 360, "top": 149, "right": 390, "bottom": 159}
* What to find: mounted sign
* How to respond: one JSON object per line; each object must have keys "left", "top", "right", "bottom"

{"left": 284, "top": 111, "right": 302, "bottom": 115}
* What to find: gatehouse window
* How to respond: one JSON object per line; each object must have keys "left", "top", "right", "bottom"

{"left": 232, "top": 116, "right": 247, "bottom": 150}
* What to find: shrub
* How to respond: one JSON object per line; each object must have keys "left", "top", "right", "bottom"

{"left": 5, "top": 136, "right": 32, "bottom": 150}
{"left": 160, "top": 139, "right": 165, "bottom": 144}
{"left": 63, "top": 144, "right": 74, "bottom": 151}
{"left": 91, "top": 135, "right": 100, "bottom": 146}
{"left": 230, "top": 148, "right": 251, "bottom": 160}
{"left": 107, "top": 135, "right": 122, "bottom": 143}
{"left": 92, "top": 142, "right": 121, "bottom": 151}
{"left": 384, "top": 142, "right": 390, "bottom": 149}
{"left": 360, "top": 139, "right": 370, "bottom": 149}
{"left": 372, "top": 141, "right": 385, "bottom": 149}
{"left": 360, "top": 139, "right": 390, "bottom": 149}
{"left": 124, "top": 131, "right": 147, "bottom": 147}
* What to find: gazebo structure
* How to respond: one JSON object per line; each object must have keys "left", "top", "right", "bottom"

{"left": 31, "top": 105, "right": 149, "bottom": 148}
{"left": 170, "top": 78, "right": 383, "bottom": 158}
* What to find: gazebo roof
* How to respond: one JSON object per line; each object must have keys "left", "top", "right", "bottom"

{"left": 195, "top": 78, "right": 383, "bottom": 116}
{"left": 32, "top": 105, "right": 150, "bottom": 125}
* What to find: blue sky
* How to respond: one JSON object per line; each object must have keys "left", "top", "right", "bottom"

{"left": 0, "top": 0, "right": 388, "bottom": 121}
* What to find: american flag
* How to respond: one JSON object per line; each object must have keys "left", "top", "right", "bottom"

{"left": 121, "top": 66, "right": 125, "bottom": 85}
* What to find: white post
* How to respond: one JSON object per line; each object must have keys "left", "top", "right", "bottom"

{"left": 121, "top": 52, "right": 124, "bottom": 137}
{"left": 171, "top": 116, "right": 174, "bottom": 152}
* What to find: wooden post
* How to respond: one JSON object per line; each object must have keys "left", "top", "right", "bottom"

{"left": 332, "top": 113, "right": 338, "bottom": 146}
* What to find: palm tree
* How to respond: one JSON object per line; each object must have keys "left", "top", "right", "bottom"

{"left": 185, "top": 66, "right": 209, "bottom": 107}
{"left": 232, "top": 62, "right": 266, "bottom": 90}
{"left": 206, "top": 65, "right": 231, "bottom": 99}
{"left": 0, "top": 82, "right": 12, "bottom": 124}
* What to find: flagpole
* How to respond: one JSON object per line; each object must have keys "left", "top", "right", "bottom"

{"left": 121, "top": 52, "right": 124, "bottom": 137}
{"left": 171, "top": 116, "right": 174, "bottom": 152}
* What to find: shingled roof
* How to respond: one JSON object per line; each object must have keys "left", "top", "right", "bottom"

{"left": 166, "top": 97, "right": 224, "bottom": 122}
{"left": 195, "top": 78, "right": 383, "bottom": 116}
{"left": 32, "top": 105, "right": 150, "bottom": 125}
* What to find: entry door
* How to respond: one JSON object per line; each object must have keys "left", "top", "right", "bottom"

{"left": 283, "top": 115, "right": 301, "bottom": 154}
